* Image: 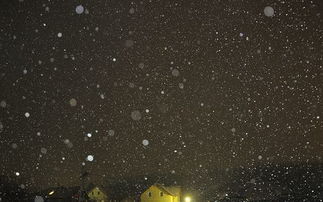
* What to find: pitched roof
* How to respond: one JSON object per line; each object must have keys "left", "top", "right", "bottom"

{"left": 154, "top": 184, "right": 181, "bottom": 196}
{"left": 86, "top": 184, "right": 106, "bottom": 194}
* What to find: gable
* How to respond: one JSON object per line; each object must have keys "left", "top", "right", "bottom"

{"left": 155, "top": 185, "right": 177, "bottom": 196}
{"left": 88, "top": 187, "right": 107, "bottom": 198}
{"left": 142, "top": 185, "right": 178, "bottom": 197}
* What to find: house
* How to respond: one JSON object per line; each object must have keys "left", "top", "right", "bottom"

{"left": 87, "top": 185, "right": 108, "bottom": 202}
{"left": 140, "top": 184, "right": 182, "bottom": 202}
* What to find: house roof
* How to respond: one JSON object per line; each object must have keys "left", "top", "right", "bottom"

{"left": 154, "top": 184, "right": 181, "bottom": 196}
{"left": 86, "top": 184, "right": 106, "bottom": 194}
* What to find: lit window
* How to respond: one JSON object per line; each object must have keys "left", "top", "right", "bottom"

{"left": 148, "top": 192, "right": 152, "bottom": 197}
{"left": 160, "top": 192, "right": 163, "bottom": 197}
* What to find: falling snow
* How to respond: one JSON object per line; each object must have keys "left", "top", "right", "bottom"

{"left": 0, "top": 100, "right": 6, "bottom": 108}
{"left": 264, "top": 6, "right": 275, "bottom": 17}
{"left": 69, "top": 98, "right": 77, "bottom": 107}
{"left": 40, "top": 147, "right": 47, "bottom": 154}
{"left": 142, "top": 139, "right": 149, "bottom": 146}
{"left": 86, "top": 155, "right": 94, "bottom": 162}
{"left": 75, "top": 5, "right": 84, "bottom": 14}
{"left": 1, "top": 0, "right": 322, "bottom": 201}
{"left": 131, "top": 110, "right": 142, "bottom": 121}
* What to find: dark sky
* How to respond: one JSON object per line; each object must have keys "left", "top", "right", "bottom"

{"left": 0, "top": 0, "right": 322, "bottom": 190}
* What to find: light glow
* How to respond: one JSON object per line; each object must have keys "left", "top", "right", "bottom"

{"left": 184, "top": 196, "right": 192, "bottom": 202}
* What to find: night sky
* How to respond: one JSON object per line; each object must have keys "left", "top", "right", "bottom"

{"left": 0, "top": 0, "right": 322, "bottom": 190}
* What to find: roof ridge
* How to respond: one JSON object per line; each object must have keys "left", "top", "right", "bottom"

{"left": 153, "top": 184, "right": 177, "bottom": 196}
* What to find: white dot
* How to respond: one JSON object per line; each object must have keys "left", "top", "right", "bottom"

{"left": 87, "top": 133, "right": 92, "bottom": 138}
{"left": 57, "top": 32, "right": 62, "bottom": 38}
{"left": 239, "top": 33, "right": 244, "bottom": 37}
{"left": 25, "top": 112, "right": 30, "bottom": 118}
{"left": 231, "top": 128, "right": 236, "bottom": 133}
{"left": 112, "top": 58, "right": 116, "bottom": 62}
{"left": 171, "top": 69, "right": 180, "bottom": 77}
{"left": 179, "top": 83, "right": 184, "bottom": 89}
{"left": 41, "top": 147, "right": 47, "bottom": 154}
{"left": 108, "top": 129, "right": 115, "bottom": 136}
{"left": 69, "top": 98, "right": 77, "bottom": 107}
{"left": 258, "top": 155, "right": 263, "bottom": 160}
{"left": 75, "top": 5, "right": 84, "bottom": 14}
{"left": 264, "top": 6, "right": 274, "bottom": 17}
{"left": 15, "top": 172, "right": 20, "bottom": 176}
{"left": 145, "top": 109, "right": 149, "bottom": 113}
{"left": 0, "top": 100, "right": 7, "bottom": 108}
{"left": 142, "top": 139, "right": 149, "bottom": 146}
{"left": 138, "top": 63, "right": 144, "bottom": 69}
{"left": 23, "top": 69, "right": 28, "bottom": 74}
{"left": 129, "top": 7, "right": 135, "bottom": 14}
{"left": 131, "top": 110, "right": 142, "bottom": 121}
{"left": 86, "top": 155, "right": 94, "bottom": 162}
{"left": 12, "top": 143, "right": 18, "bottom": 149}
{"left": 129, "top": 82, "right": 135, "bottom": 88}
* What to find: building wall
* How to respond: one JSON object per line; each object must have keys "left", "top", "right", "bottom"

{"left": 140, "top": 185, "right": 179, "bottom": 202}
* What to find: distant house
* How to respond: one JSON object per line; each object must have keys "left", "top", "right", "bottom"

{"left": 87, "top": 185, "right": 108, "bottom": 202}
{"left": 141, "top": 184, "right": 181, "bottom": 202}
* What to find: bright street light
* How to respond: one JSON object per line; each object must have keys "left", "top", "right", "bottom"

{"left": 184, "top": 196, "right": 192, "bottom": 202}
